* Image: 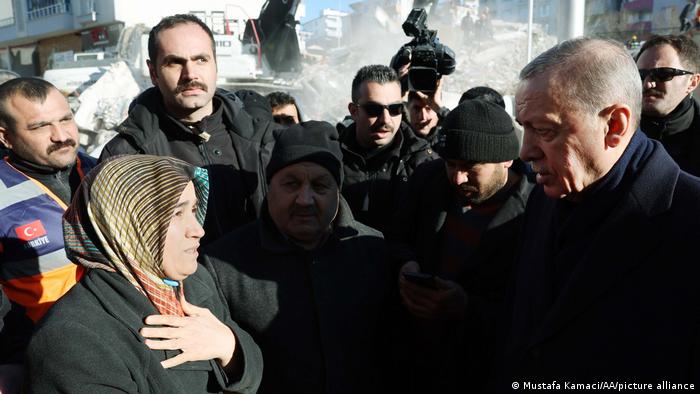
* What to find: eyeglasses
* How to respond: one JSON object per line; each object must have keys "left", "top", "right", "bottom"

{"left": 355, "top": 101, "right": 404, "bottom": 117}
{"left": 639, "top": 67, "right": 695, "bottom": 82}
{"left": 273, "top": 115, "right": 297, "bottom": 126}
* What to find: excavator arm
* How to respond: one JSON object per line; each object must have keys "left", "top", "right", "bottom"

{"left": 244, "top": 0, "right": 301, "bottom": 73}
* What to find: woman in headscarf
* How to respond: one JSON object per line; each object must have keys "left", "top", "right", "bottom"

{"left": 24, "top": 155, "right": 262, "bottom": 393}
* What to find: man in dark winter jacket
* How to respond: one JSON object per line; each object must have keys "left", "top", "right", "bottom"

{"left": 390, "top": 100, "right": 533, "bottom": 394}
{"left": 495, "top": 37, "right": 700, "bottom": 391}
{"left": 100, "top": 14, "right": 278, "bottom": 243}
{"left": 637, "top": 34, "right": 700, "bottom": 176}
{"left": 201, "top": 121, "right": 395, "bottom": 394}
{"left": 340, "top": 64, "right": 436, "bottom": 234}
{"left": 0, "top": 77, "right": 96, "bottom": 393}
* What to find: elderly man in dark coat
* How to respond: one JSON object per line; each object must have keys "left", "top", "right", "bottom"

{"left": 389, "top": 100, "right": 534, "bottom": 393}
{"left": 201, "top": 121, "right": 394, "bottom": 394}
{"left": 495, "top": 37, "right": 700, "bottom": 391}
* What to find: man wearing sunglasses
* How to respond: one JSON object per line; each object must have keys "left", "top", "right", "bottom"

{"left": 636, "top": 34, "right": 700, "bottom": 176}
{"left": 340, "top": 65, "right": 437, "bottom": 234}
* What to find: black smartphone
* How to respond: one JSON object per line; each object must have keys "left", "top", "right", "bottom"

{"left": 402, "top": 271, "right": 437, "bottom": 288}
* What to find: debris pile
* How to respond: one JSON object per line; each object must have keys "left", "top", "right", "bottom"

{"left": 291, "top": 19, "right": 557, "bottom": 123}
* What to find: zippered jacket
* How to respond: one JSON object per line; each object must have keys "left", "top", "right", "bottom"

{"left": 100, "top": 87, "right": 279, "bottom": 243}
{"left": 0, "top": 152, "right": 95, "bottom": 363}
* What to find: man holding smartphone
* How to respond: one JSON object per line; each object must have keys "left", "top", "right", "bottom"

{"left": 389, "top": 100, "right": 534, "bottom": 393}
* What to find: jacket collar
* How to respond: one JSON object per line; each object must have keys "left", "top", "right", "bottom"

{"left": 340, "top": 121, "right": 430, "bottom": 164}
{"left": 431, "top": 159, "right": 533, "bottom": 232}
{"left": 486, "top": 165, "right": 535, "bottom": 231}
{"left": 641, "top": 94, "right": 695, "bottom": 139}
{"left": 214, "top": 89, "right": 259, "bottom": 141}
{"left": 83, "top": 267, "right": 214, "bottom": 338}
{"left": 8, "top": 150, "right": 76, "bottom": 176}
{"left": 119, "top": 87, "right": 258, "bottom": 148}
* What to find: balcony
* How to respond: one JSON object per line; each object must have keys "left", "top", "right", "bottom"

{"left": 626, "top": 20, "right": 652, "bottom": 33}
{"left": 587, "top": 0, "right": 617, "bottom": 16}
{"left": 27, "top": 0, "right": 71, "bottom": 21}
{"left": 622, "top": 0, "right": 653, "bottom": 12}
{"left": 0, "top": 17, "right": 14, "bottom": 27}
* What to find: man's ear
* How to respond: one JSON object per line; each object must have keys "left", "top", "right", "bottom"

{"left": 147, "top": 60, "right": 158, "bottom": 87}
{"left": 602, "top": 104, "right": 632, "bottom": 148}
{"left": 348, "top": 102, "right": 358, "bottom": 120}
{"left": 687, "top": 73, "right": 700, "bottom": 94}
{"left": 0, "top": 126, "right": 11, "bottom": 149}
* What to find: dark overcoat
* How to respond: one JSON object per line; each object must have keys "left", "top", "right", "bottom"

{"left": 25, "top": 266, "right": 263, "bottom": 393}
{"left": 496, "top": 133, "right": 700, "bottom": 390}
{"left": 201, "top": 198, "right": 395, "bottom": 394}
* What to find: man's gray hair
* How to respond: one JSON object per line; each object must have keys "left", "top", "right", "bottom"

{"left": 519, "top": 37, "right": 642, "bottom": 128}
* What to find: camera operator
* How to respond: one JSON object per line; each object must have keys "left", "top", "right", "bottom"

{"left": 406, "top": 79, "right": 450, "bottom": 146}
{"left": 391, "top": 8, "right": 455, "bottom": 146}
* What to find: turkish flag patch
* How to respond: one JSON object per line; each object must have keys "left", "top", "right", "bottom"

{"left": 15, "top": 220, "right": 47, "bottom": 241}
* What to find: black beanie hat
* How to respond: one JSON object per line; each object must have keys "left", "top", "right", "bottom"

{"left": 436, "top": 99, "right": 519, "bottom": 162}
{"left": 266, "top": 120, "right": 343, "bottom": 186}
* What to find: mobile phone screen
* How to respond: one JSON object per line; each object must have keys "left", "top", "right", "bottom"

{"left": 402, "top": 271, "right": 436, "bottom": 288}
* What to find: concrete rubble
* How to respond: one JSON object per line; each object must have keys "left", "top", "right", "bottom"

{"left": 282, "top": 19, "right": 557, "bottom": 123}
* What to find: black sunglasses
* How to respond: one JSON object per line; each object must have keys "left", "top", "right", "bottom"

{"left": 639, "top": 67, "right": 695, "bottom": 82}
{"left": 355, "top": 101, "right": 404, "bottom": 117}
{"left": 273, "top": 115, "right": 297, "bottom": 126}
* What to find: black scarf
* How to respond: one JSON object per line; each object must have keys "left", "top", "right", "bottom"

{"left": 640, "top": 95, "right": 694, "bottom": 140}
{"left": 548, "top": 130, "right": 656, "bottom": 295}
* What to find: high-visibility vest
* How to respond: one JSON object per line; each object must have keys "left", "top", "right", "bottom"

{"left": 0, "top": 153, "right": 94, "bottom": 322}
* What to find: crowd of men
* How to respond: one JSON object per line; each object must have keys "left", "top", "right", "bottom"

{"left": 1, "top": 12, "right": 700, "bottom": 393}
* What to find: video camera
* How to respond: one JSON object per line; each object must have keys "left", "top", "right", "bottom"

{"left": 391, "top": 8, "right": 456, "bottom": 94}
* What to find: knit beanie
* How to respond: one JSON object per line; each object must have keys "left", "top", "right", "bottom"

{"left": 266, "top": 120, "right": 343, "bottom": 187}
{"left": 436, "top": 99, "right": 519, "bottom": 162}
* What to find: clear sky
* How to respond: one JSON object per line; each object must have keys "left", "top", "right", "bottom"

{"left": 301, "top": 0, "right": 354, "bottom": 23}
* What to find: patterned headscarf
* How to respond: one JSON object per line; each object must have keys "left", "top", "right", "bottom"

{"left": 63, "top": 155, "right": 209, "bottom": 316}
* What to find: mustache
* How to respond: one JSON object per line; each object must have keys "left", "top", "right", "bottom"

{"left": 176, "top": 81, "right": 208, "bottom": 94}
{"left": 457, "top": 183, "right": 478, "bottom": 193}
{"left": 370, "top": 122, "right": 393, "bottom": 134}
{"left": 291, "top": 206, "right": 317, "bottom": 216}
{"left": 530, "top": 164, "right": 547, "bottom": 174}
{"left": 643, "top": 88, "right": 663, "bottom": 96}
{"left": 46, "top": 139, "right": 76, "bottom": 154}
